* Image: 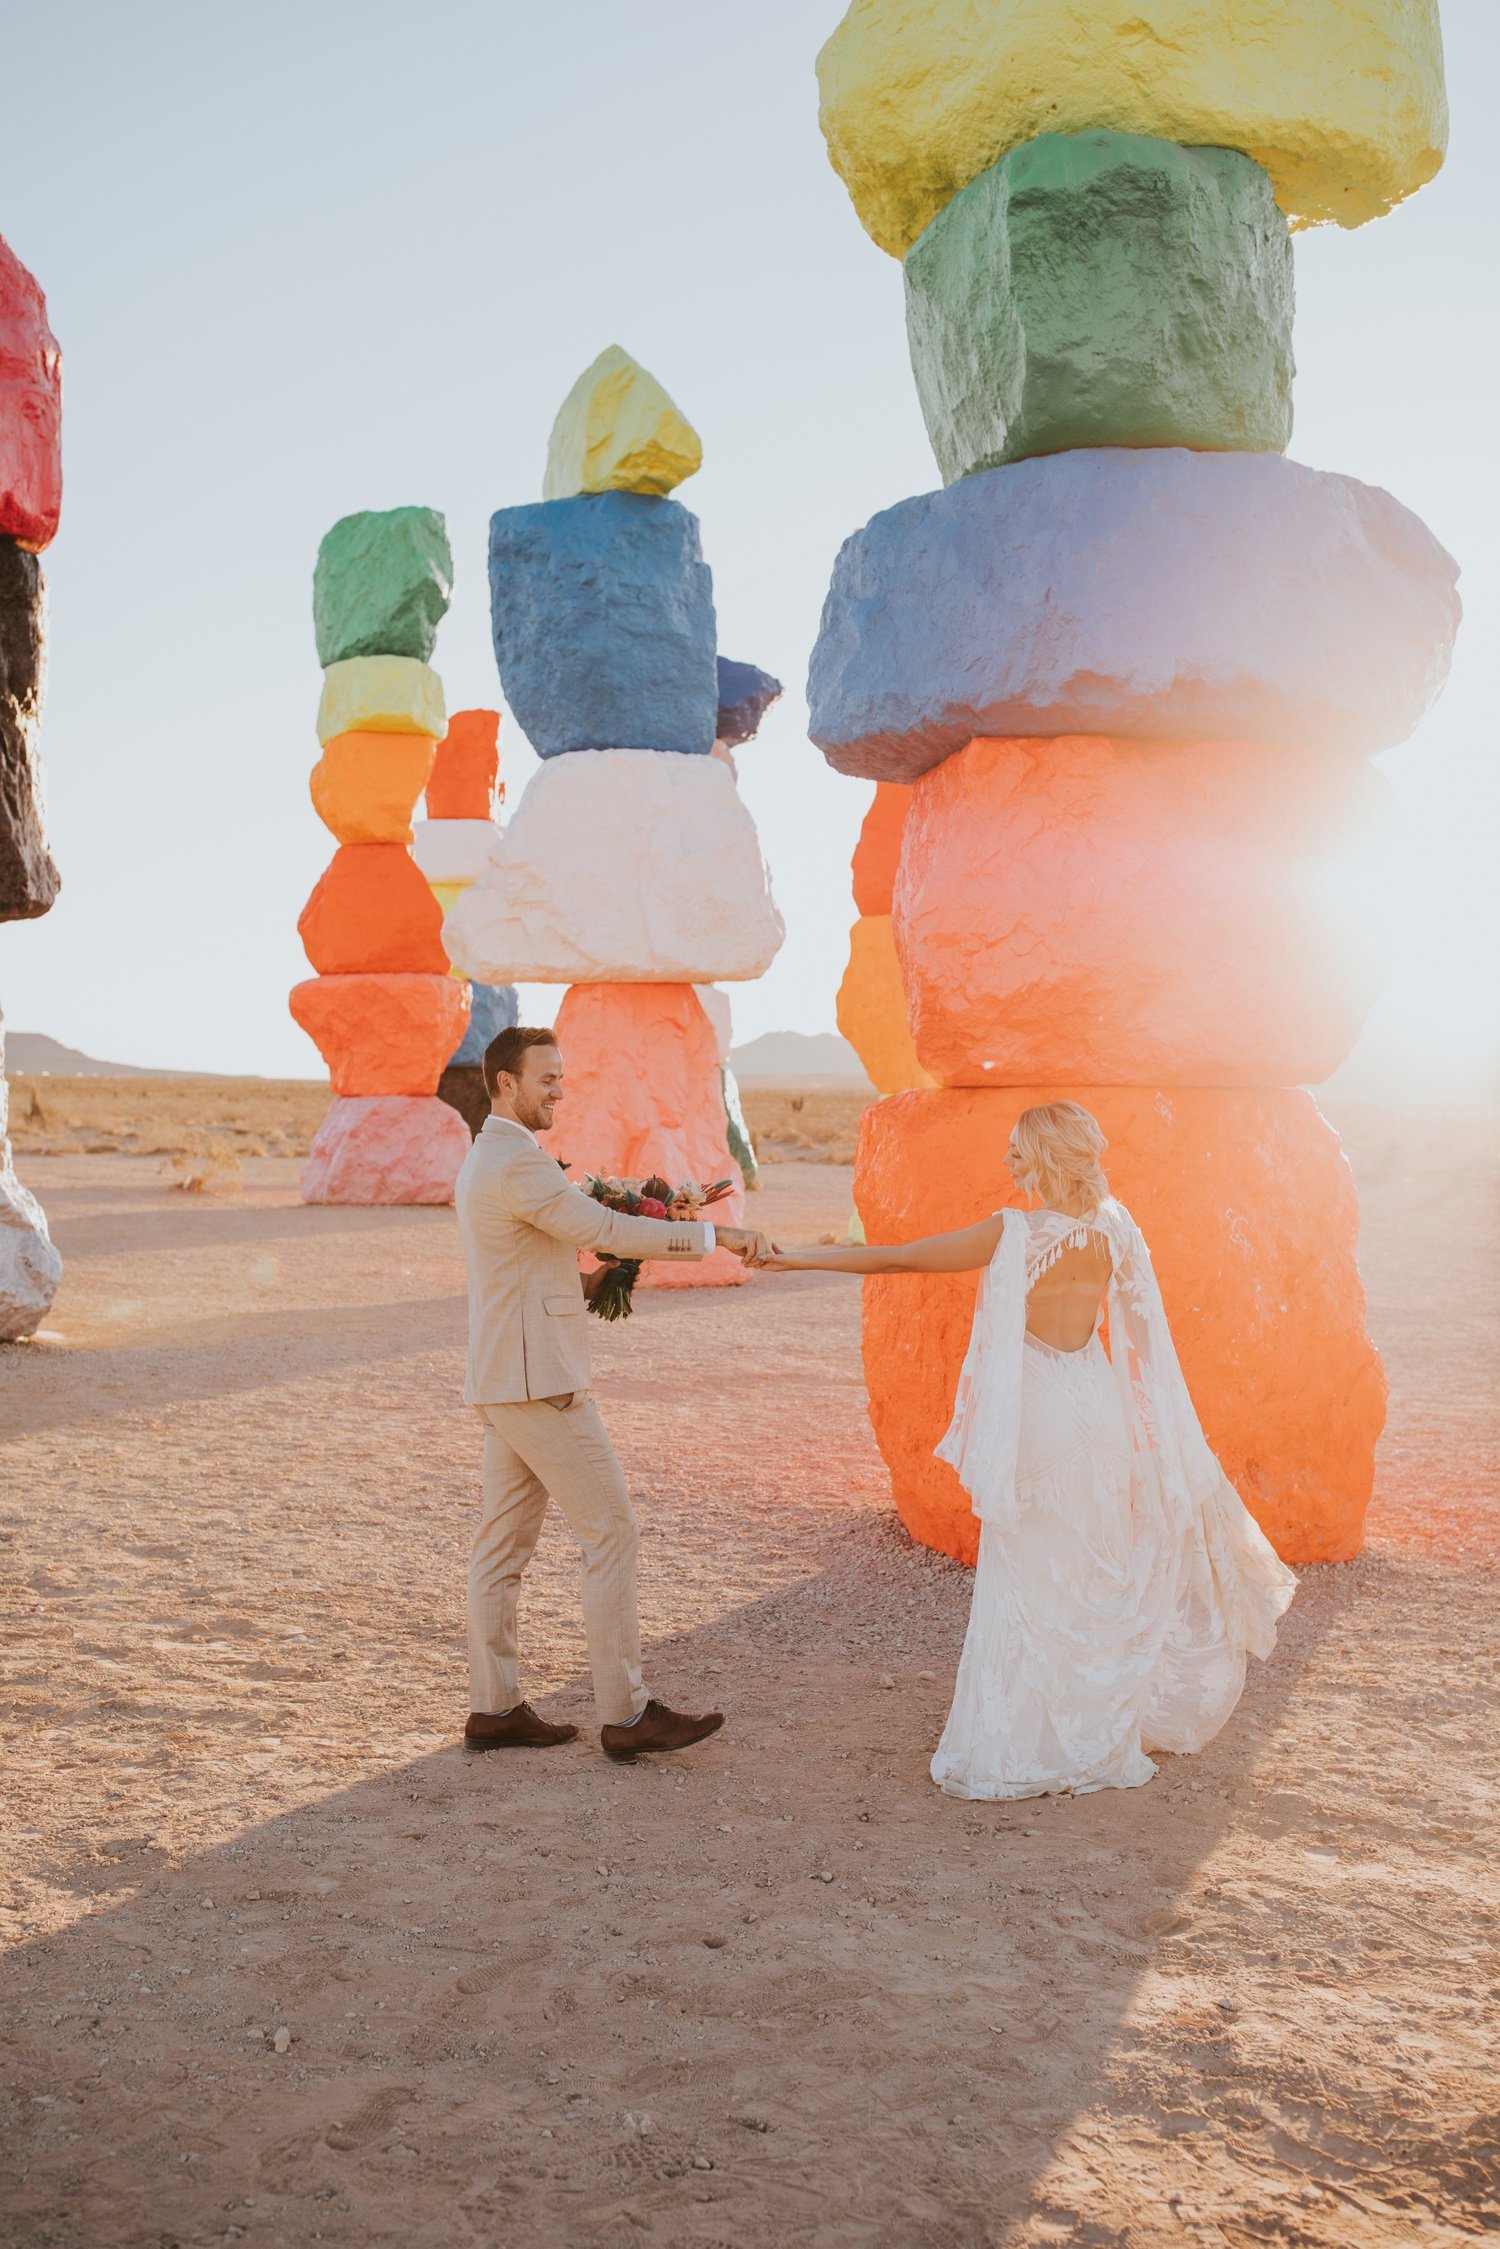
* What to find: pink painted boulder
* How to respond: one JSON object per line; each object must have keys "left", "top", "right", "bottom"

{"left": 301, "top": 1094, "right": 472, "bottom": 1205}
{"left": 537, "top": 982, "right": 748, "bottom": 1289}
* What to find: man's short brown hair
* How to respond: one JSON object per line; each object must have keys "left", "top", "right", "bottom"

{"left": 482, "top": 1025, "right": 560, "bottom": 1101}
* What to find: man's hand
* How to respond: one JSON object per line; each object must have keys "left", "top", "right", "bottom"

{"left": 715, "top": 1226, "right": 776, "bottom": 1264}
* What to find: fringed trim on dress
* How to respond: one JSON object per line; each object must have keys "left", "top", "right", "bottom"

{"left": 1024, "top": 1219, "right": 1111, "bottom": 1286}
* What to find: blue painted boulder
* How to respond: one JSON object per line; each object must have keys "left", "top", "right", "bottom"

{"left": 489, "top": 493, "right": 718, "bottom": 757}
{"left": 808, "top": 448, "right": 1461, "bottom": 782}
{"left": 716, "top": 658, "right": 783, "bottom": 747}
{"left": 448, "top": 980, "right": 519, "bottom": 1069}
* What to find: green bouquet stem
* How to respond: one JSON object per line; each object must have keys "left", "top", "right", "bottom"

{"left": 586, "top": 1259, "right": 643, "bottom": 1322}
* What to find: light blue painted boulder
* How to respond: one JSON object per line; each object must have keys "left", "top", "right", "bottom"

{"left": 808, "top": 448, "right": 1461, "bottom": 782}
{"left": 448, "top": 980, "right": 519, "bottom": 1069}
{"left": 489, "top": 492, "right": 718, "bottom": 757}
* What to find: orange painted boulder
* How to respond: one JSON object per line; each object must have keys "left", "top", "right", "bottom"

{"left": 301, "top": 1094, "right": 472, "bottom": 1206}
{"left": 537, "top": 982, "right": 748, "bottom": 1290}
{"left": 851, "top": 781, "right": 912, "bottom": 917}
{"left": 837, "top": 915, "right": 937, "bottom": 1094}
{"left": 289, "top": 973, "right": 470, "bottom": 1096}
{"left": 310, "top": 731, "right": 437, "bottom": 844}
{"left": 427, "top": 708, "right": 501, "bottom": 821}
{"left": 897, "top": 735, "right": 1391, "bottom": 1087}
{"left": 297, "top": 844, "right": 450, "bottom": 975}
{"left": 855, "top": 1086, "right": 1385, "bottom": 1566}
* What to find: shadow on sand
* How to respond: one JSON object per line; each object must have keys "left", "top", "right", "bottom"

{"left": 2, "top": 1536, "right": 1351, "bottom": 2249}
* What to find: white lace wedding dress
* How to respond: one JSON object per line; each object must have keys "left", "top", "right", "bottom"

{"left": 930, "top": 1201, "right": 1297, "bottom": 1801}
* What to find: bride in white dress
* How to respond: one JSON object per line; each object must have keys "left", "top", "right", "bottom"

{"left": 755, "top": 1102, "right": 1296, "bottom": 1799}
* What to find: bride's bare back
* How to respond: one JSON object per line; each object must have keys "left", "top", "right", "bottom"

{"left": 1024, "top": 1227, "right": 1114, "bottom": 1354}
{"left": 756, "top": 1204, "right": 1115, "bottom": 1358}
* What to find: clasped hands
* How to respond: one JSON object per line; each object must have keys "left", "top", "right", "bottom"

{"left": 716, "top": 1227, "right": 792, "bottom": 1270}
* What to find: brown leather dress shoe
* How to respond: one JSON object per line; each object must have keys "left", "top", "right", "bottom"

{"left": 464, "top": 1704, "right": 579, "bottom": 1752}
{"left": 600, "top": 1698, "right": 725, "bottom": 1760}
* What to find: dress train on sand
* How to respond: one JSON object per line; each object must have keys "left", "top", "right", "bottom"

{"left": 930, "top": 1203, "right": 1296, "bottom": 1802}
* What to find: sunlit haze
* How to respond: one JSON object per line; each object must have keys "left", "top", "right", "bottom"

{"left": 3, "top": 2, "right": 1496, "bottom": 1097}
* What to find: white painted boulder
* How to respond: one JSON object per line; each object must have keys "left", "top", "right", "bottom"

{"left": 443, "top": 750, "right": 784, "bottom": 985}
{"left": 0, "top": 1160, "right": 59, "bottom": 1339}
{"left": 411, "top": 819, "right": 501, "bottom": 886}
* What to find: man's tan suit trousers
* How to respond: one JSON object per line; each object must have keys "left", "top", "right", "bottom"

{"left": 468, "top": 1391, "right": 646, "bottom": 1726}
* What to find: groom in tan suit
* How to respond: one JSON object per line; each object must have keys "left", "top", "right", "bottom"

{"left": 455, "top": 1024, "right": 768, "bottom": 1758}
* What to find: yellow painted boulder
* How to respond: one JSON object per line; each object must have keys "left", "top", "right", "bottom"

{"left": 836, "top": 915, "right": 937, "bottom": 1095}
{"left": 429, "top": 880, "right": 469, "bottom": 919}
{"left": 429, "top": 877, "right": 477, "bottom": 976}
{"left": 817, "top": 0, "right": 1448, "bottom": 258}
{"left": 542, "top": 345, "right": 703, "bottom": 501}
{"left": 316, "top": 656, "right": 447, "bottom": 746}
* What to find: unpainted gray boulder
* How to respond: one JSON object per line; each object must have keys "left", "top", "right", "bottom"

{"left": 0, "top": 540, "right": 58, "bottom": 920}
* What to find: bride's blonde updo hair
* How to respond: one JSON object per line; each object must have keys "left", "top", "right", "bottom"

{"left": 1007, "top": 1102, "right": 1110, "bottom": 1218}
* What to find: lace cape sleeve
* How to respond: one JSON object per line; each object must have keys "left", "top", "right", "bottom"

{"left": 1101, "top": 1200, "right": 1297, "bottom": 1663}
{"left": 1098, "top": 1200, "right": 1218, "bottom": 1477}
{"left": 933, "top": 1209, "right": 1027, "bottom": 1519}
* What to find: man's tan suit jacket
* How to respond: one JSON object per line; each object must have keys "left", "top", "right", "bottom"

{"left": 455, "top": 1117, "right": 713, "bottom": 1405}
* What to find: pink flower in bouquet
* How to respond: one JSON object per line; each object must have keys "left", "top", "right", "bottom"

{"left": 637, "top": 1196, "right": 668, "bottom": 1220}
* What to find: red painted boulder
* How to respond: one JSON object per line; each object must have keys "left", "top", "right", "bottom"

{"left": 851, "top": 781, "right": 912, "bottom": 917}
{"left": 301, "top": 1094, "right": 472, "bottom": 1205}
{"left": 426, "top": 707, "right": 501, "bottom": 820}
{"left": 855, "top": 1086, "right": 1385, "bottom": 1567}
{"left": 0, "top": 236, "right": 62, "bottom": 552}
{"left": 897, "top": 735, "right": 1391, "bottom": 1087}
{"left": 289, "top": 973, "right": 470, "bottom": 1096}
{"left": 298, "top": 843, "right": 450, "bottom": 975}
{"left": 537, "top": 982, "right": 748, "bottom": 1290}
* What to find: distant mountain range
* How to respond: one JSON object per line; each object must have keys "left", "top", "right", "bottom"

{"left": 4, "top": 1033, "right": 219, "bottom": 1079}
{"left": 8, "top": 1026, "right": 871, "bottom": 1087}
{"left": 729, "top": 1030, "right": 869, "bottom": 1083}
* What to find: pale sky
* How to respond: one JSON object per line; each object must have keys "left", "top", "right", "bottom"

{"left": 2, "top": 2, "right": 1496, "bottom": 1092}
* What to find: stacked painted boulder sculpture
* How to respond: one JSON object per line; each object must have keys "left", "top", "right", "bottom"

{"left": 412, "top": 706, "right": 518, "bottom": 1137}
{"left": 444, "top": 348, "right": 784, "bottom": 1284}
{"left": 291, "top": 508, "right": 473, "bottom": 1203}
{"left": 810, "top": 1, "right": 1460, "bottom": 1564}
{"left": 0, "top": 233, "right": 64, "bottom": 1339}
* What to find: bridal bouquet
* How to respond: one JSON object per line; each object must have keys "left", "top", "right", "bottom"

{"left": 581, "top": 1172, "right": 736, "bottom": 1321}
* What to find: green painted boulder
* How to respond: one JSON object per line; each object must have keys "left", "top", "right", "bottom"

{"left": 314, "top": 506, "right": 454, "bottom": 667}
{"left": 904, "top": 131, "right": 1294, "bottom": 482}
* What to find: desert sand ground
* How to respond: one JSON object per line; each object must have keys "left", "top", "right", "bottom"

{"left": 1, "top": 1098, "right": 1496, "bottom": 2248}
